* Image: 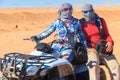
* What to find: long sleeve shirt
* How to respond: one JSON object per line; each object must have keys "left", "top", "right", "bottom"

{"left": 36, "top": 17, "right": 88, "bottom": 51}
{"left": 83, "top": 18, "right": 114, "bottom": 48}
{"left": 36, "top": 17, "right": 88, "bottom": 73}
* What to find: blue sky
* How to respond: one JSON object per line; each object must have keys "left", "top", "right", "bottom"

{"left": 0, "top": 0, "right": 120, "bottom": 8}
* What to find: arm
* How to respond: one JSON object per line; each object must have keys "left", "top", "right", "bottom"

{"left": 102, "top": 18, "right": 114, "bottom": 45}
{"left": 101, "top": 18, "right": 114, "bottom": 52}
{"left": 36, "top": 20, "right": 56, "bottom": 41}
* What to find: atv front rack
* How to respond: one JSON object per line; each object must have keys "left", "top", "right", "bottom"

{"left": 1, "top": 52, "right": 55, "bottom": 79}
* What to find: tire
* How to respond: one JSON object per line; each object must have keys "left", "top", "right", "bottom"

{"left": 100, "top": 67, "right": 106, "bottom": 80}
{"left": 50, "top": 74, "right": 76, "bottom": 80}
{"left": 0, "top": 76, "right": 22, "bottom": 80}
{"left": 0, "top": 76, "right": 8, "bottom": 80}
{"left": 46, "top": 66, "right": 76, "bottom": 80}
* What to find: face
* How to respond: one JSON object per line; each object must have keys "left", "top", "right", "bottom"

{"left": 60, "top": 7, "right": 72, "bottom": 19}
{"left": 61, "top": 8, "right": 71, "bottom": 12}
{"left": 82, "top": 9, "right": 95, "bottom": 22}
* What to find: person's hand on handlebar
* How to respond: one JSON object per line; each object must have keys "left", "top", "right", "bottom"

{"left": 30, "top": 36, "right": 38, "bottom": 42}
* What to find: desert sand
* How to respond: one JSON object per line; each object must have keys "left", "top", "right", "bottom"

{"left": 0, "top": 6, "right": 120, "bottom": 80}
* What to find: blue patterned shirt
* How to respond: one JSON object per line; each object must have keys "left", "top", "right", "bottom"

{"left": 36, "top": 17, "right": 88, "bottom": 73}
{"left": 36, "top": 17, "right": 88, "bottom": 51}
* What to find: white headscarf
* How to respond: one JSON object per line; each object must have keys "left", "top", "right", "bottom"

{"left": 58, "top": 3, "right": 73, "bottom": 22}
{"left": 81, "top": 4, "right": 96, "bottom": 22}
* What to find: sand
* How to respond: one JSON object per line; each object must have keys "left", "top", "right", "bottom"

{"left": 0, "top": 6, "right": 120, "bottom": 80}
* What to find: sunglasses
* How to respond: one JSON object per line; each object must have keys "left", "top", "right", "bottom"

{"left": 62, "top": 8, "right": 71, "bottom": 12}
{"left": 82, "top": 9, "right": 94, "bottom": 14}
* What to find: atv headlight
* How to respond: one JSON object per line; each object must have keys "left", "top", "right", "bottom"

{"left": 26, "top": 66, "right": 39, "bottom": 76}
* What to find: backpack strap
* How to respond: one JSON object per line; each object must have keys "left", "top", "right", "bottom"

{"left": 96, "top": 18, "right": 105, "bottom": 39}
{"left": 79, "top": 18, "right": 85, "bottom": 30}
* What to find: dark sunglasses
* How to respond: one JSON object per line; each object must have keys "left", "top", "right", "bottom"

{"left": 82, "top": 9, "right": 94, "bottom": 14}
{"left": 62, "top": 8, "right": 71, "bottom": 12}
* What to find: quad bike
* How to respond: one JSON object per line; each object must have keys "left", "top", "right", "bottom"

{"left": 0, "top": 39, "right": 76, "bottom": 80}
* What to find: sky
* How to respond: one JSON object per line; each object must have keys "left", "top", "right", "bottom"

{"left": 0, "top": 0, "right": 120, "bottom": 8}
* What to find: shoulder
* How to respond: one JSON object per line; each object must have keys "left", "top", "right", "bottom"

{"left": 79, "top": 17, "right": 85, "bottom": 20}
{"left": 53, "top": 18, "right": 60, "bottom": 22}
{"left": 79, "top": 18, "right": 86, "bottom": 27}
{"left": 98, "top": 17, "right": 106, "bottom": 23}
{"left": 100, "top": 18, "right": 106, "bottom": 22}
{"left": 71, "top": 17, "right": 79, "bottom": 24}
{"left": 51, "top": 18, "right": 60, "bottom": 25}
{"left": 72, "top": 17, "right": 78, "bottom": 20}
{"left": 79, "top": 18, "right": 85, "bottom": 23}
{"left": 96, "top": 15, "right": 105, "bottom": 22}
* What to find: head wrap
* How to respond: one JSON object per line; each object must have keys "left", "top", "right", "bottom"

{"left": 82, "top": 3, "right": 93, "bottom": 11}
{"left": 81, "top": 4, "right": 96, "bottom": 22}
{"left": 58, "top": 3, "right": 73, "bottom": 22}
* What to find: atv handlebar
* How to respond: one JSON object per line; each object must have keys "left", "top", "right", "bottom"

{"left": 23, "top": 38, "right": 38, "bottom": 44}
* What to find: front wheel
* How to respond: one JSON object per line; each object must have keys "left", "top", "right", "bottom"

{"left": 0, "top": 76, "right": 22, "bottom": 80}
{"left": 46, "top": 65, "right": 76, "bottom": 80}
{"left": 0, "top": 76, "right": 8, "bottom": 80}
{"left": 50, "top": 74, "right": 76, "bottom": 80}
{"left": 100, "top": 67, "right": 106, "bottom": 80}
